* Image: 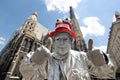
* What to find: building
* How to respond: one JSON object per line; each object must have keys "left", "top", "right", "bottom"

{"left": 0, "top": 12, "right": 49, "bottom": 80}
{"left": 0, "top": 8, "right": 118, "bottom": 80}
{"left": 107, "top": 11, "right": 120, "bottom": 79}
{"left": 70, "top": 7, "right": 87, "bottom": 52}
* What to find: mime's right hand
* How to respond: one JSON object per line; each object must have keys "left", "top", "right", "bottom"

{"left": 31, "top": 37, "right": 52, "bottom": 64}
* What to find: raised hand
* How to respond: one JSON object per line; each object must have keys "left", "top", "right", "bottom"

{"left": 87, "top": 49, "right": 106, "bottom": 66}
{"left": 31, "top": 37, "right": 52, "bottom": 64}
{"left": 45, "top": 37, "right": 53, "bottom": 51}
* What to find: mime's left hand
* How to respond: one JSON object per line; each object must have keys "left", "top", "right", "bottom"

{"left": 87, "top": 49, "right": 106, "bottom": 66}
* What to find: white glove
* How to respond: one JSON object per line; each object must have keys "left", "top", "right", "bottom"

{"left": 31, "top": 37, "right": 52, "bottom": 64}
{"left": 87, "top": 49, "right": 106, "bottom": 66}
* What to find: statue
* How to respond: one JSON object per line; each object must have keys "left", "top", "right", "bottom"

{"left": 19, "top": 18, "right": 116, "bottom": 80}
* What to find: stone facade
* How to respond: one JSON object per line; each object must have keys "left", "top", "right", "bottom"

{"left": 0, "top": 12, "right": 49, "bottom": 80}
{"left": 107, "top": 11, "right": 120, "bottom": 79}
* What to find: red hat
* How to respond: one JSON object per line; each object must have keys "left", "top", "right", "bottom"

{"left": 49, "top": 19, "right": 76, "bottom": 39}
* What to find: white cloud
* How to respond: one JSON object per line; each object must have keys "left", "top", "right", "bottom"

{"left": 44, "top": 0, "right": 82, "bottom": 13}
{"left": 94, "top": 45, "right": 107, "bottom": 53}
{"left": 0, "top": 36, "right": 5, "bottom": 45}
{"left": 81, "top": 17, "right": 105, "bottom": 37}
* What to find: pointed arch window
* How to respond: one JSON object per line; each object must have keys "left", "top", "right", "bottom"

{"left": 21, "top": 39, "right": 28, "bottom": 51}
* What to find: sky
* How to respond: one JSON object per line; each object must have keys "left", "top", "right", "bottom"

{"left": 0, "top": 0, "right": 120, "bottom": 52}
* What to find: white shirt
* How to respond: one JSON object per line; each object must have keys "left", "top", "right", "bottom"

{"left": 20, "top": 50, "right": 90, "bottom": 80}
{"left": 20, "top": 49, "right": 116, "bottom": 80}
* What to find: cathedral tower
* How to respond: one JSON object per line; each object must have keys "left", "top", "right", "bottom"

{"left": 0, "top": 12, "right": 49, "bottom": 80}
{"left": 70, "top": 7, "right": 87, "bottom": 52}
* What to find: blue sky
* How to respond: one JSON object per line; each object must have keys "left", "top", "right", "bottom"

{"left": 0, "top": 0, "right": 120, "bottom": 52}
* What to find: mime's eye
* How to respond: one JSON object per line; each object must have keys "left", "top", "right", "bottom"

{"left": 63, "top": 38, "right": 68, "bottom": 41}
{"left": 56, "top": 38, "right": 59, "bottom": 40}
{"left": 55, "top": 38, "right": 60, "bottom": 41}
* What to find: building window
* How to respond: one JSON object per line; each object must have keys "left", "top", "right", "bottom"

{"left": 28, "top": 41, "right": 33, "bottom": 52}
{"left": 31, "top": 23, "right": 33, "bottom": 26}
{"left": 27, "top": 22, "right": 29, "bottom": 25}
{"left": 21, "top": 39, "right": 28, "bottom": 51}
{"left": 33, "top": 43, "right": 37, "bottom": 51}
{"left": 117, "top": 17, "right": 120, "bottom": 21}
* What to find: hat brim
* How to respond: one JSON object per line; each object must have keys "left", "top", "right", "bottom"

{"left": 49, "top": 27, "right": 76, "bottom": 39}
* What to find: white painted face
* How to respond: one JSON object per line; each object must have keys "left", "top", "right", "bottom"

{"left": 53, "top": 32, "right": 72, "bottom": 56}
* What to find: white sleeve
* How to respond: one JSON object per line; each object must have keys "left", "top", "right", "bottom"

{"left": 19, "top": 52, "right": 46, "bottom": 80}
{"left": 86, "top": 52, "right": 116, "bottom": 79}
{"left": 31, "top": 45, "right": 51, "bottom": 64}
{"left": 19, "top": 52, "right": 38, "bottom": 79}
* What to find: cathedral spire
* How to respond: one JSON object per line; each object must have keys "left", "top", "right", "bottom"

{"left": 28, "top": 12, "right": 38, "bottom": 21}
{"left": 20, "top": 12, "right": 38, "bottom": 34}
{"left": 70, "top": 6, "right": 76, "bottom": 19}
{"left": 70, "top": 6, "right": 83, "bottom": 38}
{"left": 69, "top": 6, "right": 87, "bottom": 52}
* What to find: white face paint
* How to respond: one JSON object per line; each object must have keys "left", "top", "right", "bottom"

{"left": 53, "top": 32, "right": 72, "bottom": 56}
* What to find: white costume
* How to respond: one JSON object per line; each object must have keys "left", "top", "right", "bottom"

{"left": 20, "top": 19, "right": 116, "bottom": 80}
{"left": 20, "top": 49, "right": 91, "bottom": 80}
{"left": 20, "top": 49, "right": 116, "bottom": 80}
